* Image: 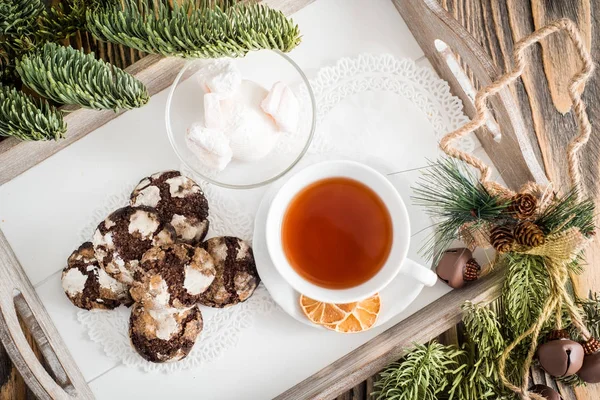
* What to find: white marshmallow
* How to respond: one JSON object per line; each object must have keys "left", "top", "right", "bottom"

{"left": 196, "top": 59, "right": 241, "bottom": 98}
{"left": 261, "top": 81, "right": 299, "bottom": 132}
{"left": 203, "top": 93, "right": 223, "bottom": 129}
{"left": 225, "top": 80, "right": 280, "bottom": 162}
{"left": 186, "top": 123, "right": 233, "bottom": 171}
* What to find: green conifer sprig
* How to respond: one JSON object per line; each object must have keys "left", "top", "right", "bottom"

{"left": 373, "top": 342, "right": 466, "bottom": 400}
{"left": 0, "top": 84, "right": 66, "bottom": 141}
{"left": 16, "top": 43, "right": 149, "bottom": 111}
{"left": 37, "top": 0, "right": 89, "bottom": 43}
{"left": 451, "top": 302, "right": 517, "bottom": 400}
{"left": 502, "top": 254, "right": 551, "bottom": 337}
{"left": 85, "top": 0, "right": 302, "bottom": 58}
{"left": 0, "top": 0, "right": 44, "bottom": 36}
{"left": 412, "top": 159, "right": 510, "bottom": 263}
{"left": 576, "top": 292, "right": 600, "bottom": 339}
{"left": 535, "top": 190, "right": 596, "bottom": 237}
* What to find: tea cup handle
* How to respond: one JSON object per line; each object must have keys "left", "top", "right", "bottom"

{"left": 400, "top": 258, "right": 438, "bottom": 287}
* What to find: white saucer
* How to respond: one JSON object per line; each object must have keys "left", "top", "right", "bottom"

{"left": 252, "top": 167, "right": 430, "bottom": 329}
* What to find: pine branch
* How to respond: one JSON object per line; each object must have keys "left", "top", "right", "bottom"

{"left": 16, "top": 43, "right": 149, "bottom": 111}
{"left": 373, "top": 342, "right": 465, "bottom": 400}
{"left": 85, "top": 0, "right": 302, "bottom": 58}
{"left": 535, "top": 190, "right": 596, "bottom": 237}
{"left": 0, "top": 0, "right": 44, "bottom": 36}
{"left": 502, "top": 254, "right": 551, "bottom": 338}
{"left": 0, "top": 84, "right": 66, "bottom": 141}
{"left": 412, "top": 159, "right": 510, "bottom": 263}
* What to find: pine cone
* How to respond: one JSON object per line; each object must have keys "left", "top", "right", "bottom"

{"left": 509, "top": 193, "right": 538, "bottom": 219}
{"left": 490, "top": 225, "right": 514, "bottom": 253}
{"left": 583, "top": 337, "right": 600, "bottom": 355}
{"left": 463, "top": 259, "right": 481, "bottom": 281}
{"left": 514, "top": 221, "right": 545, "bottom": 247}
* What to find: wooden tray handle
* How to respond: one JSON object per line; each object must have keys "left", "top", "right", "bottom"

{"left": 393, "top": 0, "right": 549, "bottom": 189}
{"left": 0, "top": 229, "right": 94, "bottom": 400}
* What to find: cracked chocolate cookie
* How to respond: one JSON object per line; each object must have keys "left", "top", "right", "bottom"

{"left": 129, "top": 303, "right": 203, "bottom": 363}
{"left": 199, "top": 236, "right": 259, "bottom": 308}
{"left": 62, "top": 242, "right": 132, "bottom": 310}
{"left": 92, "top": 206, "right": 176, "bottom": 285}
{"left": 130, "top": 171, "right": 209, "bottom": 245}
{"left": 131, "top": 243, "right": 216, "bottom": 309}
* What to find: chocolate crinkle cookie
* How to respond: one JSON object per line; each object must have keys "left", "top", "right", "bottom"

{"left": 131, "top": 243, "right": 216, "bottom": 309}
{"left": 129, "top": 303, "right": 203, "bottom": 363}
{"left": 92, "top": 206, "right": 176, "bottom": 285}
{"left": 130, "top": 171, "right": 209, "bottom": 245}
{"left": 199, "top": 236, "right": 260, "bottom": 308}
{"left": 62, "top": 242, "right": 132, "bottom": 310}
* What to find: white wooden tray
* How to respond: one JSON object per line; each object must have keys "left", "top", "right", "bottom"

{"left": 0, "top": 0, "right": 540, "bottom": 398}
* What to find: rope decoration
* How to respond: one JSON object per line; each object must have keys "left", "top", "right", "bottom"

{"left": 438, "top": 19, "right": 595, "bottom": 400}
{"left": 440, "top": 18, "right": 594, "bottom": 199}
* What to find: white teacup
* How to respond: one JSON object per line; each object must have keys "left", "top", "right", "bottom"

{"left": 265, "top": 160, "right": 438, "bottom": 303}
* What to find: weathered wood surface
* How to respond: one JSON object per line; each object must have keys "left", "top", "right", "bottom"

{"left": 394, "top": 0, "right": 549, "bottom": 191}
{"left": 0, "top": 317, "right": 42, "bottom": 400}
{"left": 0, "top": 229, "right": 94, "bottom": 400}
{"left": 433, "top": 2, "right": 599, "bottom": 399}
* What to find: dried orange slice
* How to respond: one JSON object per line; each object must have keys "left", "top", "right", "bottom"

{"left": 299, "top": 294, "right": 381, "bottom": 333}
{"left": 325, "top": 295, "right": 381, "bottom": 333}
{"left": 300, "top": 295, "right": 347, "bottom": 325}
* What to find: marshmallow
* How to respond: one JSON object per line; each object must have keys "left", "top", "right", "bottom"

{"left": 203, "top": 93, "right": 222, "bottom": 129}
{"left": 186, "top": 123, "right": 233, "bottom": 171}
{"left": 196, "top": 59, "right": 241, "bottom": 98}
{"left": 261, "top": 81, "right": 299, "bottom": 132}
{"left": 225, "top": 81, "right": 280, "bottom": 162}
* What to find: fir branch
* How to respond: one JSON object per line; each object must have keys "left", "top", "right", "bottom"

{"left": 0, "top": 84, "right": 66, "bottom": 141}
{"left": 373, "top": 342, "right": 465, "bottom": 400}
{"left": 502, "top": 254, "right": 551, "bottom": 338}
{"left": 85, "top": 0, "right": 302, "bottom": 58}
{"left": 449, "top": 302, "right": 517, "bottom": 400}
{"left": 462, "top": 302, "right": 505, "bottom": 364}
{"left": 535, "top": 190, "right": 596, "bottom": 237}
{"left": 0, "top": 0, "right": 44, "bottom": 83}
{"left": 37, "top": 0, "right": 89, "bottom": 43}
{"left": 0, "top": 0, "right": 44, "bottom": 36}
{"left": 16, "top": 43, "right": 149, "bottom": 111}
{"left": 412, "top": 159, "right": 510, "bottom": 262}
{"left": 578, "top": 292, "right": 600, "bottom": 339}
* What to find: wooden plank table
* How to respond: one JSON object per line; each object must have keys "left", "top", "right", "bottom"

{"left": 1, "top": 0, "right": 599, "bottom": 399}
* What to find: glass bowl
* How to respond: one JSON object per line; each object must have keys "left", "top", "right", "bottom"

{"left": 165, "top": 50, "right": 316, "bottom": 189}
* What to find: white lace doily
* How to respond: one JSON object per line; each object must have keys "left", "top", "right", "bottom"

{"left": 76, "top": 53, "right": 474, "bottom": 373}
{"left": 77, "top": 181, "right": 275, "bottom": 373}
